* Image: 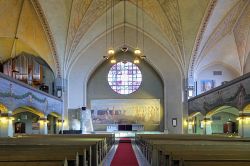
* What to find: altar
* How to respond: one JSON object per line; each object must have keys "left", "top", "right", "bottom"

{"left": 106, "top": 124, "right": 144, "bottom": 132}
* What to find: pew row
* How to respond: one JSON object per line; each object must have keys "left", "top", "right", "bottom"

{"left": 0, "top": 134, "right": 114, "bottom": 166}
{"left": 135, "top": 134, "right": 250, "bottom": 166}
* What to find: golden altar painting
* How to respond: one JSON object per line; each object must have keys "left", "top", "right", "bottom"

{"left": 91, "top": 99, "right": 161, "bottom": 125}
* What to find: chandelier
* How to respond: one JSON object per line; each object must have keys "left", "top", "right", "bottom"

{"left": 104, "top": 0, "right": 146, "bottom": 64}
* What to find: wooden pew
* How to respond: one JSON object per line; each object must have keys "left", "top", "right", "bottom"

{"left": 0, "top": 145, "right": 87, "bottom": 166}
{"left": 0, "top": 137, "right": 101, "bottom": 165}
{"left": 20, "top": 133, "right": 115, "bottom": 161}
{"left": 135, "top": 134, "right": 250, "bottom": 166}
{"left": 0, "top": 161, "right": 63, "bottom": 166}
{"left": 0, "top": 134, "right": 114, "bottom": 166}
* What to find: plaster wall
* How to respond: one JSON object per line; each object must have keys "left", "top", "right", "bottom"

{"left": 244, "top": 54, "right": 250, "bottom": 74}
{"left": 68, "top": 26, "right": 184, "bottom": 133}
{"left": 211, "top": 112, "right": 237, "bottom": 134}
{"left": 196, "top": 33, "right": 241, "bottom": 76}
{"left": 196, "top": 64, "right": 238, "bottom": 95}
{"left": 13, "top": 112, "right": 40, "bottom": 134}
{"left": 87, "top": 52, "right": 164, "bottom": 131}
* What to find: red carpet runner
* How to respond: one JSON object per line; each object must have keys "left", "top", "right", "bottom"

{"left": 111, "top": 138, "right": 139, "bottom": 166}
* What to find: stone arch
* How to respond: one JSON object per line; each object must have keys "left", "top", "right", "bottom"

{"left": 67, "top": 24, "right": 183, "bottom": 133}
{"left": 187, "top": 112, "right": 204, "bottom": 134}
{"left": 48, "top": 112, "right": 61, "bottom": 118}
{"left": 30, "top": 0, "right": 61, "bottom": 77}
{"left": 12, "top": 106, "right": 45, "bottom": 118}
{"left": 243, "top": 104, "right": 250, "bottom": 113}
{"left": 12, "top": 106, "right": 44, "bottom": 135}
{"left": 189, "top": 112, "right": 205, "bottom": 118}
{"left": 86, "top": 51, "right": 165, "bottom": 131}
{"left": 195, "top": 61, "right": 240, "bottom": 81}
{"left": 206, "top": 106, "right": 239, "bottom": 135}
{"left": 206, "top": 105, "right": 239, "bottom": 117}
{"left": 0, "top": 103, "right": 8, "bottom": 113}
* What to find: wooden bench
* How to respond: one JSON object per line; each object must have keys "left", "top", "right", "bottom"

{"left": 0, "top": 145, "right": 88, "bottom": 166}
{"left": 0, "top": 134, "right": 114, "bottom": 166}
{"left": 22, "top": 133, "right": 115, "bottom": 160}
{"left": 135, "top": 134, "right": 250, "bottom": 166}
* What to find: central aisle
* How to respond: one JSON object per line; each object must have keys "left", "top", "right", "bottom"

{"left": 111, "top": 138, "right": 139, "bottom": 166}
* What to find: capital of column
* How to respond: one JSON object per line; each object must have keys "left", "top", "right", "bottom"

{"left": 38, "top": 117, "right": 48, "bottom": 122}
{"left": 0, "top": 112, "right": 15, "bottom": 122}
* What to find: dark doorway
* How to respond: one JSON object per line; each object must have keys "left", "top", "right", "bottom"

{"left": 15, "top": 122, "right": 25, "bottom": 133}
{"left": 223, "top": 121, "right": 237, "bottom": 133}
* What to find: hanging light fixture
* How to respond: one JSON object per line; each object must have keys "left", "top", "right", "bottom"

{"left": 109, "top": 0, "right": 116, "bottom": 63}
{"left": 121, "top": 0, "right": 128, "bottom": 54}
{"left": 104, "top": 0, "right": 145, "bottom": 63}
{"left": 104, "top": 0, "right": 116, "bottom": 63}
{"left": 133, "top": 0, "right": 145, "bottom": 64}
{"left": 134, "top": 0, "right": 141, "bottom": 55}
{"left": 9, "top": 0, "right": 24, "bottom": 78}
{"left": 104, "top": 0, "right": 109, "bottom": 60}
{"left": 141, "top": 0, "right": 146, "bottom": 59}
{"left": 133, "top": 0, "right": 141, "bottom": 64}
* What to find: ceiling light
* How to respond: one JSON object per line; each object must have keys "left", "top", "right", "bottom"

{"left": 110, "top": 57, "right": 117, "bottom": 64}
{"left": 134, "top": 58, "right": 140, "bottom": 64}
{"left": 108, "top": 48, "right": 115, "bottom": 55}
{"left": 134, "top": 48, "right": 141, "bottom": 55}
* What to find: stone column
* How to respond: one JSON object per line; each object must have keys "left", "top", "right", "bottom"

{"left": 56, "top": 119, "right": 63, "bottom": 134}
{"left": 0, "top": 112, "right": 14, "bottom": 137}
{"left": 183, "top": 78, "right": 189, "bottom": 134}
{"left": 187, "top": 118, "right": 195, "bottom": 134}
{"left": 238, "top": 113, "right": 250, "bottom": 138}
{"left": 38, "top": 116, "right": 48, "bottom": 135}
{"left": 202, "top": 117, "right": 212, "bottom": 135}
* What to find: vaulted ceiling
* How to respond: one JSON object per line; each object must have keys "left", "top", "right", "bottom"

{"left": 0, "top": 0, "right": 249, "bottom": 80}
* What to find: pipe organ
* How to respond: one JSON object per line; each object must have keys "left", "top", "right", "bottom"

{"left": 3, "top": 54, "right": 42, "bottom": 86}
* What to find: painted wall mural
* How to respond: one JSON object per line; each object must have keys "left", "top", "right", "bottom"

{"left": 188, "top": 73, "right": 250, "bottom": 115}
{"left": 0, "top": 73, "right": 62, "bottom": 116}
{"left": 91, "top": 99, "right": 161, "bottom": 125}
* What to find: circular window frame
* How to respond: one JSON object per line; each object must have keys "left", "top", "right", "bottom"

{"left": 107, "top": 61, "right": 142, "bottom": 95}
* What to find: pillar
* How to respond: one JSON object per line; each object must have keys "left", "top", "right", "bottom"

{"left": 0, "top": 112, "right": 14, "bottom": 137}
{"left": 183, "top": 78, "right": 189, "bottom": 134}
{"left": 238, "top": 113, "right": 250, "bottom": 138}
{"left": 202, "top": 118, "right": 212, "bottom": 135}
{"left": 38, "top": 116, "right": 48, "bottom": 135}
{"left": 56, "top": 119, "right": 63, "bottom": 134}
{"left": 187, "top": 119, "right": 194, "bottom": 134}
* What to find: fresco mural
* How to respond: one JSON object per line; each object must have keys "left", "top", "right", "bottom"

{"left": 0, "top": 73, "right": 62, "bottom": 115}
{"left": 189, "top": 73, "right": 250, "bottom": 115}
{"left": 91, "top": 99, "right": 161, "bottom": 125}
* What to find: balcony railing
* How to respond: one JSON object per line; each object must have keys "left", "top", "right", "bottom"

{"left": 188, "top": 72, "right": 250, "bottom": 115}
{"left": 0, "top": 72, "right": 62, "bottom": 116}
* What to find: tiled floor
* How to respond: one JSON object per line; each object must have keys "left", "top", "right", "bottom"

{"left": 101, "top": 139, "right": 150, "bottom": 166}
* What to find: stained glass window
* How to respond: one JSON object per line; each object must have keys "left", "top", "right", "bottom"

{"left": 107, "top": 61, "right": 142, "bottom": 94}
